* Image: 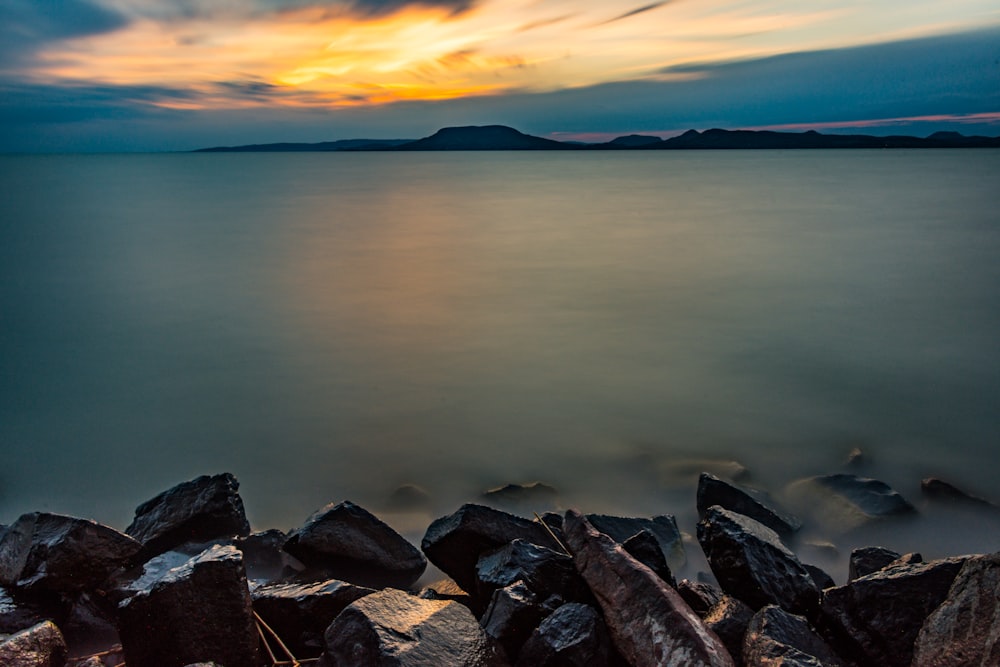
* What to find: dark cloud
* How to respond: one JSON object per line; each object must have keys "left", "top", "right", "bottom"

{"left": 147, "top": 0, "right": 475, "bottom": 20}
{"left": 0, "top": 0, "right": 129, "bottom": 63}
{"left": 597, "top": 2, "right": 670, "bottom": 26}
{"left": 0, "top": 81, "right": 197, "bottom": 124}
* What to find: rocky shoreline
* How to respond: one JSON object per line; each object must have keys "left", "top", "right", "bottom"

{"left": 1, "top": 467, "right": 998, "bottom": 667}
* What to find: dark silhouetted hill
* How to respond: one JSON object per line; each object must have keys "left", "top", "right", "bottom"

{"left": 648, "top": 128, "right": 1000, "bottom": 149}
{"left": 194, "top": 138, "right": 413, "bottom": 152}
{"left": 396, "top": 125, "right": 575, "bottom": 150}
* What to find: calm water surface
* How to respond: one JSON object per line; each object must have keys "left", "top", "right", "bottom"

{"left": 2, "top": 150, "right": 998, "bottom": 575}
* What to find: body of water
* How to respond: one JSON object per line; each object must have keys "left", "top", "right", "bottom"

{"left": 2, "top": 150, "right": 998, "bottom": 576}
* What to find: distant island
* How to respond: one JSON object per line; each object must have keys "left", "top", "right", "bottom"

{"left": 194, "top": 124, "right": 1000, "bottom": 152}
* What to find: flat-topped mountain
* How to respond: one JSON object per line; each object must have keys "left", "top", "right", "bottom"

{"left": 397, "top": 125, "right": 575, "bottom": 150}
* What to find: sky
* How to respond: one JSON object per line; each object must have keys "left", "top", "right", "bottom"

{"left": 1, "top": 0, "right": 999, "bottom": 151}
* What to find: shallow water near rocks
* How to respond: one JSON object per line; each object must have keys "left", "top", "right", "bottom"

{"left": 1, "top": 150, "right": 998, "bottom": 582}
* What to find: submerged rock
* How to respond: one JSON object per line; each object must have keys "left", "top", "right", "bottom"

{"left": 283, "top": 501, "right": 426, "bottom": 589}
{"left": 0, "top": 620, "right": 67, "bottom": 667}
{"left": 323, "top": 588, "right": 504, "bottom": 666}
{"left": 516, "top": 602, "right": 612, "bottom": 667}
{"left": 912, "top": 552, "right": 1000, "bottom": 667}
{"left": 0, "top": 512, "right": 141, "bottom": 594}
{"left": 697, "top": 473, "right": 801, "bottom": 538}
{"left": 125, "top": 473, "right": 251, "bottom": 560}
{"left": 743, "top": 605, "right": 845, "bottom": 667}
{"left": 563, "top": 510, "right": 734, "bottom": 667}
{"left": 920, "top": 477, "right": 998, "bottom": 509}
{"left": 481, "top": 483, "right": 559, "bottom": 514}
{"left": 117, "top": 544, "right": 259, "bottom": 667}
{"left": 697, "top": 506, "right": 819, "bottom": 616}
{"left": 785, "top": 474, "right": 915, "bottom": 532}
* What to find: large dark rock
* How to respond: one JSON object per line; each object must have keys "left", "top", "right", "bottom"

{"left": 421, "top": 504, "right": 557, "bottom": 595}
{"left": 0, "top": 620, "right": 67, "bottom": 667}
{"left": 803, "top": 564, "right": 835, "bottom": 591}
{"left": 236, "top": 529, "right": 299, "bottom": 582}
{"left": 0, "top": 586, "right": 53, "bottom": 634}
{"left": 563, "top": 510, "right": 734, "bottom": 667}
{"left": 61, "top": 592, "right": 119, "bottom": 660}
{"left": 743, "top": 605, "right": 845, "bottom": 667}
{"left": 516, "top": 602, "right": 612, "bottom": 667}
{"left": 251, "top": 579, "right": 375, "bottom": 658}
{"left": 703, "top": 596, "right": 754, "bottom": 667}
{"left": 786, "top": 474, "right": 915, "bottom": 532}
{"left": 697, "top": 473, "right": 801, "bottom": 538}
{"left": 117, "top": 544, "right": 259, "bottom": 667}
{"left": 323, "top": 588, "right": 505, "bottom": 666}
{"left": 622, "top": 529, "right": 675, "bottom": 587}
{"left": 0, "top": 513, "right": 141, "bottom": 594}
{"left": 920, "top": 477, "right": 997, "bottom": 508}
{"left": 125, "top": 473, "right": 251, "bottom": 560}
{"left": 848, "top": 546, "right": 901, "bottom": 581}
{"left": 475, "top": 539, "right": 588, "bottom": 607}
{"left": 697, "top": 506, "right": 819, "bottom": 616}
{"left": 283, "top": 501, "right": 426, "bottom": 589}
{"left": 585, "top": 513, "right": 686, "bottom": 570}
{"left": 480, "top": 581, "right": 554, "bottom": 660}
{"left": 912, "top": 552, "right": 1000, "bottom": 667}
{"left": 677, "top": 579, "right": 724, "bottom": 618}
{"left": 818, "top": 555, "right": 969, "bottom": 667}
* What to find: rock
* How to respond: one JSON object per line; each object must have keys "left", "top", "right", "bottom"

{"left": 888, "top": 552, "right": 923, "bottom": 567}
{"left": 845, "top": 447, "right": 866, "bottom": 468}
{"left": 703, "top": 596, "right": 754, "bottom": 667}
{"left": 387, "top": 485, "right": 432, "bottom": 511}
{"left": 0, "top": 513, "right": 142, "bottom": 594}
{"left": 0, "top": 586, "right": 53, "bottom": 634}
{"left": 283, "top": 501, "right": 426, "bottom": 589}
{"left": 677, "top": 579, "right": 724, "bottom": 618}
{"left": 848, "top": 546, "right": 902, "bottom": 581}
{"left": 743, "top": 605, "right": 845, "bottom": 667}
{"left": 418, "top": 579, "right": 473, "bottom": 607}
{"left": 235, "top": 529, "right": 299, "bottom": 582}
{"left": 125, "top": 473, "right": 251, "bottom": 560}
{"left": 818, "top": 555, "right": 969, "bottom": 667}
{"left": 481, "top": 483, "right": 559, "bottom": 514}
{"left": 117, "top": 544, "right": 259, "bottom": 667}
{"left": 697, "top": 473, "right": 801, "bottom": 538}
{"left": 421, "top": 504, "right": 557, "bottom": 595}
{"left": 585, "top": 513, "right": 685, "bottom": 570}
{"left": 563, "top": 509, "right": 734, "bottom": 667}
{"left": 323, "top": 588, "right": 504, "bottom": 666}
{"left": 480, "top": 582, "right": 552, "bottom": 660}
{"left": 803, "top": 565, "right": 835, "bottom": 591}
{"left": 0, "top": 620, "right": 67, "bottom": 667}
{"left": 659, "top": 459, "right": 750, "bottom": 485}
{"left": 697, "top": 506, "right": 819, "bottom": 616}
{"left": 61, "top": 592, "right": 119, "bottom": 659}
{"left": 622, "top": 529, "right": 675, "bottom": 587}
{"left": 475, "top": 539, "right": 587, "bottom": 608}
{"left": 516, "top": 602, "right": 612, "bottom": 666}
{"left": 251, "top": 579, "right": 375, "bottom": 657}
{"left": 785, "top": 474, "right": 915, "bottom": 532}
{"left": 920, "top": 477, "right": 997, "bottom": 508}
{"left": 912, "top": 552, "right": 1000, "bottom": 667}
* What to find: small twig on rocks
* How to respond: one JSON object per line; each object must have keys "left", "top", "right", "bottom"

{"left": 255, "top": 610, "right": 300, "bottom": 666}
{"left": 534, "top": 512, "right": 572, "bottom": 556}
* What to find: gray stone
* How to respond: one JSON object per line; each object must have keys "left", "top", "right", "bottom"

{"left": 622, "top": 529, "right": 675, "bottom": 587}
{"left": 785, "top": 474, "right": 915, "bottom": 532}
{"left": 283, "top": 501, "right": 426, "bottom": 589}
{"left": 516, "top": 602, "right": 612, "bottom": 667}
{"left": 563, "top": 510, "right": 734, "bottom": 667}
{"left": 697, "top": 473, "right": 801, "bottom": 538}
{"left": 743, "top": 605, "right": 845, "bottom": 667}
{"left": 480, "top": 581, "right": 547, "bottom": 659}
{"left": 697, "top": 506, "right": 819, "bottom": 616}
{"left": 848, "top": 546, "right": 901, "bottom": 581}
{"left": 913, "top": 552, "right": 1000, "bottom": 667}
{"left": 920, "top": 477, "right": 997, "bottom": 508}
{"left": 482, "top": 483, "right": 559, "bottom": 514}
{"left": 125, "top": 473, "right": 251, "bottom": 560}
{"left": 475, "top": 539, "right": 588, "bottom": 607}
{"left": 0, "top": 620, "right": 67, "bottom": 667}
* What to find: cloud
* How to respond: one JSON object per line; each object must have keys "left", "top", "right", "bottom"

{"left": 119, "top": 0, "right": 476, "bottom": 21}
{"left": 597, "top": 2, "right": 670, "bottom": 26}
{"left": 0, "top": 0, "right": 129, "bottom": 63}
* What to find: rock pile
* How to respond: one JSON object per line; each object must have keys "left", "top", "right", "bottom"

{"left": 0, "top": 469, "right": 997, "bottom": 666}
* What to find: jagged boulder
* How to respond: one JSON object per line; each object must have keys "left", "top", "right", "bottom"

{"left": 785, "top": 474, "right": 915, "bottom": 532}
{"left": 677, "top": 579, "right": 724, "bottom": 618}
{"left": 323, "top": 588, "right": 505, "bottom": 666}
{"left": 697, "top": 473, "right": 801, "bottom": 538}
{"left": 283, "top": 501, "right": 426, "bottom": 589}
{"left": 117, "top": 545, "right": 259, "bottom": 667}
{"left": 743, "top": 605, "right": 845, "bottom": 667}
{"left": 0, "top": 513, "right": 141, "bottom": 594}
{"left": 803, "top": 564, "right": 835, "bottom": 591}
{"left": 0, "top": 586, "right": 53, "bottom": 634}
{"left": 912, "top": 552, "right": 1000, "bottom": 667}
{"left": 516, "top": 602, "right": 613, "bottom": 666}
{"left": 704, "top": 596, "right": 754, "bottom": 667}
{"left": 0, "top": 620, "right": 67, "bottom": 667}
{"left": 251, "top": 579, "right": 375, "bottom": 657}
{"left": 818, "top": 555, "right": 969, "bottom": 667}
{"left": 480, "top": 581, "right": 557, "bottom": 660}
{"left": 848, "top": 546, "right": 902, "bottom": 581}
{"left": 421, "top": 504, "right": 557, "bottom": 595}
{"left": 475, "top": 539, "right": 587, "bottom": 607}
{"left": 125, "top": 473, "right": 251, "bottom": 560}
{"left": 585, "top": 513, "right": 686, "bottom": 570}
{"left": 622, "top": 529, "right": 675, "bottom": 587}
{"left": 697, "top": 506, "right": 819, "bottom": 616}
{"left": 563, "top": 510, "right": 734, "bottom": 667}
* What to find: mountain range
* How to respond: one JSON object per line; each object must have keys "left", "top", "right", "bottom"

{"left": 195, "top": 124, "right": 1000, "bottom": 152}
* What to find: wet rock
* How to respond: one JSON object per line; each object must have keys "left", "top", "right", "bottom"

{"left": 585, "top": 513, "right": 685, "bottom": 570}
{"left": 848, "top": 546, "right": 901, "bottom": 581}
{"left": 482, "top": 483, "right": 559, "bottom": 514}
{"left": 421, "top": 504, "right": 557, "bottom": 595}
{"left": 235, "top": 529, "right": 300, "bottom": 582}
{"left": 697, "top": 506, "right": 819, "bottom": 616}
{"left": 480, "top": 582, "right": 552, "bottom": 660}
{"left": 387, "top": 484, "right": 432, "bottom": 511}
{"left": 516, "top": 602, "right": 612, "bottom": 667}
{"left": 622, "top": 529, "right": 675, "bottom": 587}
{"left": 912, "top": 552, "right": 1000, "bottom": 667}
{"left": 125, "top": 473, "right": 251, "bottom": 560}
{"left": 920, "top": 477, "right": 997, "bottom": 508}
{"left": 703, "top": 596, "right": 754, "bottom": 667}
{"left": 0, "top": 585, "right": 53, "bottom": 634}
{"left": 475, "top": 539, "right": 587, "bottom": 608}
{"left": 251, "top": 579, "right": 375, "bottom": 657}
{"left": 283, "top": 501, "right": 426, "bottom": 589}
{"left": 117, "top": 544, "right": 259, "bottom": 667}
{"left": 785, "top": 474, "right": 915, "bottom": 532}
{"left": 0, "top": 513, "right": 141, "bottom": 594}
{"left": 743, "top": 605, "right": 845, "bottom": 667}
{"left": 563, "top": 510, "right": 734, "bottom": 667}
{"left": 697, "top": 473, "right": 801, "bottom": 538}
{"left": 61, "top": 592, "right": 119, "bottom": 659}
{"left": 418, "top": 579, "right": 473, "bottom": 608}
{"left": 0, "top": 620, "right": 67, "bottom": 667}
{"left": 677, "top": 579, "right": 724, "bottom": 618}
{"left": 323, "top": 588, "right": 504, "bottom": 666}
{"left": 888, "top": 552, "right": 923, "bottom": 567}
{"left": 818, "top": 555, "right": 969, "bottom": 667}
{"left": 803, "top": 565, "right": 835, "bottom": 591}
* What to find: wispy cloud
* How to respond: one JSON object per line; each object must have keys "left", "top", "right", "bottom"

{"left": 595, "top": 2, "right": 670, "bottom": 26}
